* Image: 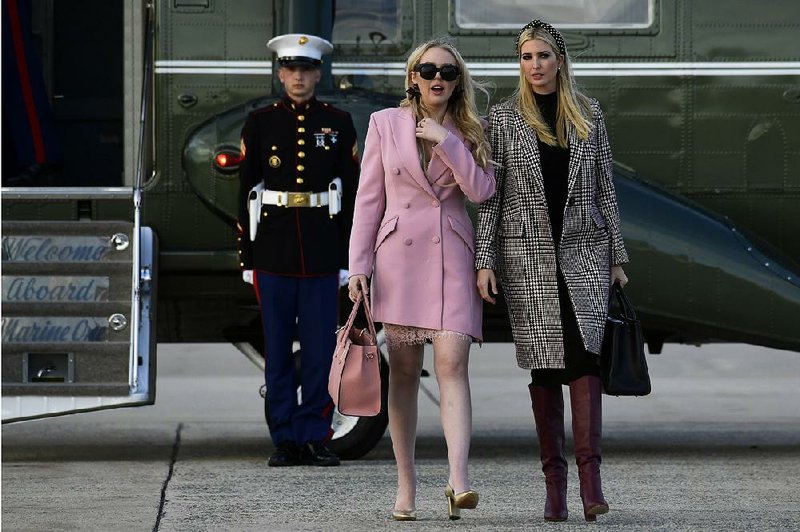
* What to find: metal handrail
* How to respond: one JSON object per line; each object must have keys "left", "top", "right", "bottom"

{"left": 129, "top": 2, "right": 154, "bottom": 390}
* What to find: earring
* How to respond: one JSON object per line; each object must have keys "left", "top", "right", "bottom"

{"left": 406, "top": 83, "right": 421, "bottom": 101}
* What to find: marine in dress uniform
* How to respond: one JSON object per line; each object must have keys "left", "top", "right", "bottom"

{"left": 237, "top": 34, "right": 359, "bottom": 467}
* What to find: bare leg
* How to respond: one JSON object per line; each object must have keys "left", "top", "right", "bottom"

{"left": 432, "top": 335, "right": 473, "bottom": 494}
{"left": 388, "top": 342, "right": 424, "bottom": 512}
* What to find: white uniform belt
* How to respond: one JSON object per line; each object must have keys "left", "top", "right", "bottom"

{"left": 260, "top": 189, "right": 329, "bottom": 208}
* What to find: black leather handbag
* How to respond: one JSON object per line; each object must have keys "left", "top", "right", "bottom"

{"left": 600, "top": 283, "right": 652, "bottom": 396}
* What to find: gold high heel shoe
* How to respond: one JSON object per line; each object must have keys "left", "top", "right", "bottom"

{"left": 391, "top": 509, "right": 417, "bottom": 521}
{"left": 444, "top": 483, "right": 479, "bottom": 520}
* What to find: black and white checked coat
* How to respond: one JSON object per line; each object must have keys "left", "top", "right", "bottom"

{"left": 475, "top": 98, "right": 629, "bottom": 370}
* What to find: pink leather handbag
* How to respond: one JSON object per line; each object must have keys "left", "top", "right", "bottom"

{"left": 328, "top": 293, "right": 381, "bottom": 416}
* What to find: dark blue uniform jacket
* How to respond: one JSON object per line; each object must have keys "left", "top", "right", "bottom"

{"left": 237, "top": 96, "right": 359, "bottom": 275}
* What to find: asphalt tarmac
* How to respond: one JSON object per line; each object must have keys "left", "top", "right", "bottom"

{"left": 2, "top": 342, "right": 800, "bottom": 531}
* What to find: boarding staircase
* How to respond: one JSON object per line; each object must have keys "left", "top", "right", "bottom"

{"left": 1, "top": 214, "right": 157, "bottom": 421}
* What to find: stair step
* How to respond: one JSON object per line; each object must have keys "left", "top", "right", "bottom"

{"left": 2, "top": 384, "right": 131, "bottom": 396}
{"left": 2, "top": 221, "right": 137, "bottom": 395}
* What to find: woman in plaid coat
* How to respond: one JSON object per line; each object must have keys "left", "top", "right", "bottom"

{"left": 474, "top": 20, "right": 629, "bottom": 523}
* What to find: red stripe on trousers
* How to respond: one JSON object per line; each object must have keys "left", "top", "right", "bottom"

{"left": 7, "top": 0, "right": 46, "bottom": 163}
{"left": 252, "top": 270, "right": 261, "bottom": 305}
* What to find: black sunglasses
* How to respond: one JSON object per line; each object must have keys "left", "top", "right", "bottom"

{"left": 414, "top": 62, "right": 460, "bottom": 81}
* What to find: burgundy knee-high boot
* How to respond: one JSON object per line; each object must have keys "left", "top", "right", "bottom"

{"left": 529, "top": 384, "right": 568, "bottom": 521}
{"left": 569, "top": 375, "right": 609, "bottom": 521}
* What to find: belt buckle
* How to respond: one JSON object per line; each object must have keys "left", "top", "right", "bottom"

{"left": 287, "top": 192, "right": 310, "bottom": 207}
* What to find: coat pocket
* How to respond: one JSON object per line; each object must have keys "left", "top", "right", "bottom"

{"left": 374, "top": 215, "right": 399, "bottom": 252}
{"left": 448, "top": 215, "right": 475, "bottom": 253}
{"left": 590, "top": 207, "right": 607, "bottom": 229}
{"left": 501, "top": 214, "right": 524, "bottom": 238}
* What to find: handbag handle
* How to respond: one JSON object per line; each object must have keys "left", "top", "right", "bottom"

{"left": 341, "top": 292, "right": 378, "bottom": 339}
{"left": 360, "top": 292, "right": 378, "bottom": 339}
{"left": 609, "top": 282, "right": 637, "bottom": 321}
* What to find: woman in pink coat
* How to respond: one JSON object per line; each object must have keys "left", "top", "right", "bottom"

{"left": 348, "top": 39, "right": 495, "bottom": 521}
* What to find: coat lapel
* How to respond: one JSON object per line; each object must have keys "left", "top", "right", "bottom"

{"left": 388, "top": 108, "right": 436, "bottom": 198}
{"left": 511, "top": 110, "right": 546, "bottom": 198}
{"left": 426, "top": 116, "right": 461, "bottom": 185}
{"left": 565, "top": 123, "right": 586, "bottom": 201}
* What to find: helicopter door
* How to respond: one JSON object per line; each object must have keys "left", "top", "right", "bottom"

{"left": 1, "top": 1, "right": 156, "bottom": 422}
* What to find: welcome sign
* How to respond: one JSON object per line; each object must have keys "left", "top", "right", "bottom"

{"left": 2, "top": 277, "right": 110, "bottom": 303}
{"left": 2, "top": 236, "right": 113, "bottom": 263}
{"left": 2, "top": 317, "right": 109, "bottom": 343}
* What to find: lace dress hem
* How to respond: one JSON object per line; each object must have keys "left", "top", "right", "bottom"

{"left": 383, "top": 323, "right": 473, "bottom": 350}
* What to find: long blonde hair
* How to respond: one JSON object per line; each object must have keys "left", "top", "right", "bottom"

{"left": 513, "top": 27, "right": 592, "bottom": 147}
{"left": 400, "top": 39, "right": 492, "bottom": 169}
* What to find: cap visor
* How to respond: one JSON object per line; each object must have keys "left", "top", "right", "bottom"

{"left": 278, "top": 57, "right": 321, "bottom": 67}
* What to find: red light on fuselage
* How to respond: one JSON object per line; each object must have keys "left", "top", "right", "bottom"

{"left": 213, "top": 149, "right": 242, "bottom": 172}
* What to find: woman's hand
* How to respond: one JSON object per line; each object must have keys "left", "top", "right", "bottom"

{"left": 348, "top": 274, "right": 369, "bottom": 302}
{"left": 416, "top": 117, "right": 448, "bottom": 144}
{"left": 477, "top": 268, "right": 498, "bottom": 304}
{"left": 611, "top": 265, "right": 628, "bottom": 287}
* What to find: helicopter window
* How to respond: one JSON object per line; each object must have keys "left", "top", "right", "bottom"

{"left": 455, "top": 0, "right": 653, "bottom": 29}
{"left": 332, "top": 0, "right": 401, "bottom": 45}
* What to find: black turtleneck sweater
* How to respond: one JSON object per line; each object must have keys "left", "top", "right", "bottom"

{"left": 534, "top": 91, "right": 569, "bottom": 247}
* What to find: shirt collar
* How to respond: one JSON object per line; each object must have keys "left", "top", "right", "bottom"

{"left": 282, "top": 95, "right": 317, "bottom": 112}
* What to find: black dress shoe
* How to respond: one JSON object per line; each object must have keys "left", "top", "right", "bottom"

{"left": 300, "top": 442, "right": 340, "bottom": 467}
{"left": 268, "top": 443, "right": 299, "bottom": 467}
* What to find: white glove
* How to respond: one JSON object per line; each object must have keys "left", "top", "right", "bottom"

{"left": 242, "top": 270, "right": 254, "bottom": 285}
{"left": 338, "top": 269, "right": 349, "bottom": 288}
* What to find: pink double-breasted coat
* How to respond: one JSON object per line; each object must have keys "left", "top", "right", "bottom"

{"left": 349, "top": 107, "right": 496, "bottom": 340}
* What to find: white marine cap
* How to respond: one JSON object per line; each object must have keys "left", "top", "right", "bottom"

{"left": 267, "top": 33, "right": 334, "bottom": 67}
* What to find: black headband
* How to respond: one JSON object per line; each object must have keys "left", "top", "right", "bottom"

{"left": 515, "top": 19, "right": 566, "bottom": 56}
